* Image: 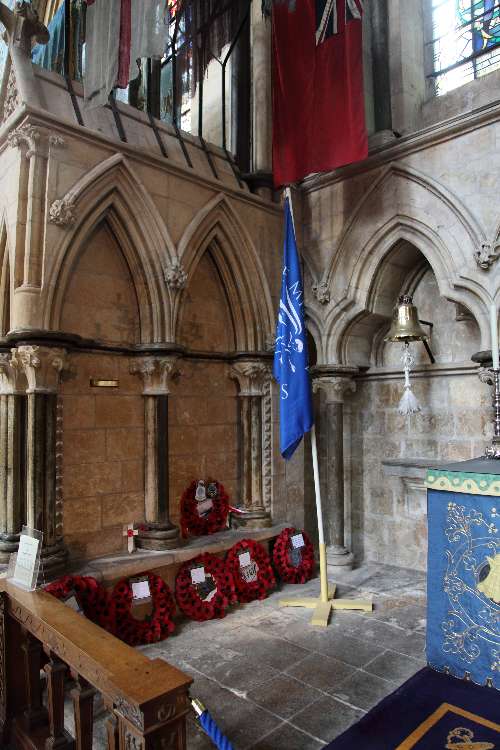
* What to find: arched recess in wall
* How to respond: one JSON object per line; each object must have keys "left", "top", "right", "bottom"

{"left": 43, "top": 154, "right": 175, "bottom": 343}
{"left": 0, "top": 220, "right": 10, "bottom": 336}
{"left": 176, "top": 194, "right": 275, "bottom": 352}
{"left": 321, "top": 164, "right": 489, "bottom": 364}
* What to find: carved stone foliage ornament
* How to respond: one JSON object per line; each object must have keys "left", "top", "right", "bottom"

{"left": 11, "top": 345, "right": 67, "bottom": 394}
{"left": 7, "top": 124, "right": 40, "bottom": 158}
{"left": 312, "top": 280, "right": 330, "bottom": 305}
{"left": 313, "top": 375, "right": 356, "bottom": 403}
{"left": 130, "top": 356, "right": 179, "bottom": 395}
{"left": 230, "top": 361, "right": 272, "bottom": 397}
{"left": 0, "top": 352, "right": 22, "bottom": 394}
{"left": 164, "top": 260, "right": 187, "bottom": 291}
{"left": 49, "top": 197, "right": 76, "bottom": 227}
{"left": 2, "top": 66, "right": 20, "bottom": 122}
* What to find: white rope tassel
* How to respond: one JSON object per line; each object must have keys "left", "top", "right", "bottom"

{"left": 398, "top": 342, "right": 421, "bottom": 416}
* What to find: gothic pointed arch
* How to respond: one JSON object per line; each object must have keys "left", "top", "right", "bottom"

{"left": 43, "top": 154, "right": 176, "bottom": 343}
{"left": 176, "top": 194, "right": 275, "bottom": 351}
{"left": 318, "top": 164, "right": 491, "bottom": 363}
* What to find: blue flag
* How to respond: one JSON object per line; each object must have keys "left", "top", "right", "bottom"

{"left": 273, "top": 198, "right": 314, "bottom": 459}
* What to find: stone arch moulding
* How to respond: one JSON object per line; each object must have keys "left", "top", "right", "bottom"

{"left": 0, "top": 213, "right": 12, "bottom": 336}
{"left": 42, "top": 153, "right": 177, "bottom": 343}
{"left": 176, "top": 193, "right": 275, "bottom": 352}
{"left": 320, "top": 163, "right": 492, "bottom": 364}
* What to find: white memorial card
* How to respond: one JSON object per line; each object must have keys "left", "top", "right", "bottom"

{"left": 191, "top": 566, "right": 206, "bottom": 584}
{"left": 291, "top": 533, "right": 305, "bottom": 549}
{"left": 131, "top": 579, "right": 151, "bottom": 601}
{"left": 197, "top": 498, "right": 213, "bottom": 516}
{"left": 13, "top": 534, "right": 40, "bottom": 589}
{"left": 238, "top": 551, "right": 251, "bottom": 567}
{"left": 63, "top": 593, "right": 84, "bottom": 615}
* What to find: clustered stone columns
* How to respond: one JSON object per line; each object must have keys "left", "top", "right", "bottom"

{"left": 11, "top": 345, "right": 69, "bottom": 580}
{"left": 0, "top": 353, "right": 24, "bottom": 564}
{"left": 313, "top": 369, "right": 357, "bottom": 571}
{"left": 231, "top": 361, "right": 273, "bottom": 528}
{"left": 249, "top": 1, "right": 273, "bottom": 199}
{"left": 130, "top": 356, "right": 181, "bottom": 550}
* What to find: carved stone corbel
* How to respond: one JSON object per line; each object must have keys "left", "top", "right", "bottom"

{"left": 312, "top": 280, "right": 331, "bottom": 305}
{"left": 48, "top": 197, "right": 76, "bottom": 228}
{"left": 474, "top": 243, "right": 500, "bottom": 270}
{"left": 312, "top": 375, "right": 356, "bottom": 403}
{"left": 230, "top": 361, "right": 272, "bottom": 397}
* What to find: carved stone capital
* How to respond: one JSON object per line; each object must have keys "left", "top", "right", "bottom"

{"left": 230, "top": 361, "right": 272, "bottom": 397}
{"left": 475, "top": 242, "right": 500, "bottom": 270}
{"left": 48, "top": 197, "right": 76, "bottom": 227}
{"left": 478, "top": 366, "right": 495, "bottom": 386}
{"left": 12, "top": 345, "right": 67, "bottom": 394}
{"left": 312, "top": 280, "right": 330, "bottom": 305}
{"left": 164, "top": 260, "right": 187, "bottom": 291}
{"left": 130, "top": 356, "right": 179, "bottom": 395}
{"left": 0, "top": 352, "right": 22, "bottom": 394}
{"left": 313, "top": 375, "right": 356, "bottom": 404}
{"left": 7, "top": 124, "right": 41, "bottom": 159}
{"left": 0, "top": 1, "right": 48, "bottom": 55}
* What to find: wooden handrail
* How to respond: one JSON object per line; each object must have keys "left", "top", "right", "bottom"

{"left": 0, "top": 579, "right": 193, "bottom": 749}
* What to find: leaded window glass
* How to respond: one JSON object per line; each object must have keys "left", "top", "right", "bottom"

{"left": 429, "top": 0, "right": 500, "bottom": 94}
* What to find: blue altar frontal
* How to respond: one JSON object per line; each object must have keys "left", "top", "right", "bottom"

{"left": 426, "top": 459, "right": 500, "bottom": 690}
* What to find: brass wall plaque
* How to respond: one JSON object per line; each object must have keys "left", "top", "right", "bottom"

{"left": 90, "top": 379, "right": 119, "bottom": 388}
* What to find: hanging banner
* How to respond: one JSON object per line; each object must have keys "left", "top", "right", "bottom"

{"left": 272, "top": 0, "right": 368, "bottom": 186}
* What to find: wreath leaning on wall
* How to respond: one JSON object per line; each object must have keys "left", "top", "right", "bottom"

{"left": 45, "top": 575, "right": 115, "bottom": 632}
{"left": 225, "top": 538, "right": 276, "bottom": 603}
{"left": 175, "top": 552, "right": 236, "bottom": 621}
{"left": 111, "top": 572, "right": 176, "bottom": 647}
{"left": 180, "top": 479, "right": 230, "bottom": 537}
{"left": 272, "top": 527, "right": 316, "bottom": 584}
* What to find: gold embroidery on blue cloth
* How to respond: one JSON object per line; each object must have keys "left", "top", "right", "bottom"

{"left": 445, "top": 727, "right": 495, "bottom": 749}
{"left": 396, "top": 704, "right": 500, "bottom": 750}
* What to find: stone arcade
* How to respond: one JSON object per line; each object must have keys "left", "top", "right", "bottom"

{"left": 0, "top": 0, "right": 499, "bottom": 748}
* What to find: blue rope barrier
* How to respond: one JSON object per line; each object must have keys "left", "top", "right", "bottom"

{"left": 192, "top": 699, "right": 235, "bottom": 750}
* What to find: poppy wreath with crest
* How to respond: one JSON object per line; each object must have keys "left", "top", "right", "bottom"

{"left": 45, "top": 575, "right": 115, "bottom": 632}
{"left": 110, "top": 572, "right": 176, "bottom": 647}
{"left": 272, "top": 527, "right": 315, "bottom": 584}
{"left": 180, "top": 479, "right": 230, "bottom": 538}
{"left": 175, "top": 552, "right": 236, "bottom": 621}
{"left": 225, "top": 539, "right": 276, "bottom": 603}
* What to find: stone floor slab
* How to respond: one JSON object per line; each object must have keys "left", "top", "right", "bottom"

{"left": 247, "top": 674, "right": 323, "bottom": 720}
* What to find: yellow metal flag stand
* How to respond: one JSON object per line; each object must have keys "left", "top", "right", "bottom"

{"left": 279, "top": 189, "right": 372, "bottom": 627}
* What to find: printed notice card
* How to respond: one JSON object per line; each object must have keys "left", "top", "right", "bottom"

{"left": 12, "top": 532, "right": 40, "bottom": 590}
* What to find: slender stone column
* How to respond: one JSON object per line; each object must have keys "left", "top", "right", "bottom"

{"left": 313, "top": 370, "right": 357, "bottom": 571}
{"left": 12, "top": 346, "right": 68, "bottom": 580}
{"left": 0, "top": 353, "right": 24, "bottom": 563}
{"left": 231, "top": 361, "right": 272, "bottom": 528}
{"left": 130, "top": 357, "right": 180, "bottom": 550}
{"left": 249, "top": 3, "right": 273, "bottom": 199}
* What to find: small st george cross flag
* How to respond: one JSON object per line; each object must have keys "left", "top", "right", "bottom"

{"left": 273, "top": 198, "right": 313, "bottom": 459}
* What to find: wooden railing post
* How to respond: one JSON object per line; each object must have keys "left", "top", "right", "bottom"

{"left": 71, "top": 675, "right": 96, "bottom": 750}
{"left": 21, "top": 629, "right": 47, "bottom": 730}
{"left": 44, "top": 654, "right": 75, "bottom": 749}
{"left": 106, "top": 713, "right": 119, "bottom": 750}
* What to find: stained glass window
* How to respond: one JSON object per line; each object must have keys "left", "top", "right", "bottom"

{"left": 429, "top": 0, "right": 500, "bottom": 94}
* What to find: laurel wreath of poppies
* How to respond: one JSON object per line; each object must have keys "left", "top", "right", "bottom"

{"left": 110, "top": 572, "right": 176, "bottom": 647}
{"left": 272, "top": 527, "right": 315, "bottom": 584}
{"left": 180, "top": 480, "right": 230, "bottom": 537}
{"left": 45, "top": 575, "right": 115, "bottom": 632}
{"left": 175, "top": 552, "right": 236, "bottom": 621}
{"left": 225, "top": 538, "right": 276, "bottom": 603}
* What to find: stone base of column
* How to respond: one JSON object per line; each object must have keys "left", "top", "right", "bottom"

{"left": 0, "top": 532, "right": 20, "bottom": 564}
{"left": 327, "top": 545, "right": 355, "bottom": 571}
{"left": 39, "top": 541, "right": 69, "bottom": 583}
{"left": 136, "top": 523, "right": 181, "bottom": 551}
{"left": 231, "top": 509, "right": 272, "bottom": 530}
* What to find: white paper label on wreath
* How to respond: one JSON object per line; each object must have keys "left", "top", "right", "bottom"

{"left": 191, "top": 566, "right": 206, "bottom": 584}
{"left": 132, "top": 579, "right": 151, "bottom": 601}
{"left": 241, "top": 562, "right": 259, "bottom": 583}
{"left": 64, "top": 594, "right": 84, "bottom": 615}
{"left": 238, "top": 551, "right": 251, "bottom": 567}
{"left": 13, "top": 534, "right": 40, "bottom": 588}
{"left": 196, "top": 498, "right": 213, "bottom": 517}
{"left": 291, "top": 533, "right": 305, "bottom": 549}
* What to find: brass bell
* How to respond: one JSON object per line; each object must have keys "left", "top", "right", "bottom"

{"left": 384, "top": 294, "right": 429, "bottom": 343}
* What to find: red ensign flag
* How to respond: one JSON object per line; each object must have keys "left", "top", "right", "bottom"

{"left": 272, "top": 0, "right": 368, "bottom": 187}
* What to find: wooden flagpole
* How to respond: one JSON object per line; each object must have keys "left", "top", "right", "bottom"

{"left": 280, "top": 187, "right": 372, "bottom": 626}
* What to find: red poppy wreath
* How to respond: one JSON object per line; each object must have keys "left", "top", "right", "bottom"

{"left": 45, "top": 575, "right": 115, "bottom": 632}
{"left": 175, "top": 552, "right": 236, "bottom": 621}
{"left": 226, "top": 538, "right": 276, "bottom": 603}
{"left": 111, "top": 572, "right": 176, "bottom": 647}
{"left": 273, "top": 527, "right": 315, "bottom": 584}
{"left": 180, "top": 479, "right": 230, "bottom": 538}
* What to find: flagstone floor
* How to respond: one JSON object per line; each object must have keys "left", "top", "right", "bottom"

{"left": 138, "top": 562, "right": 428, "bottom": 750}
